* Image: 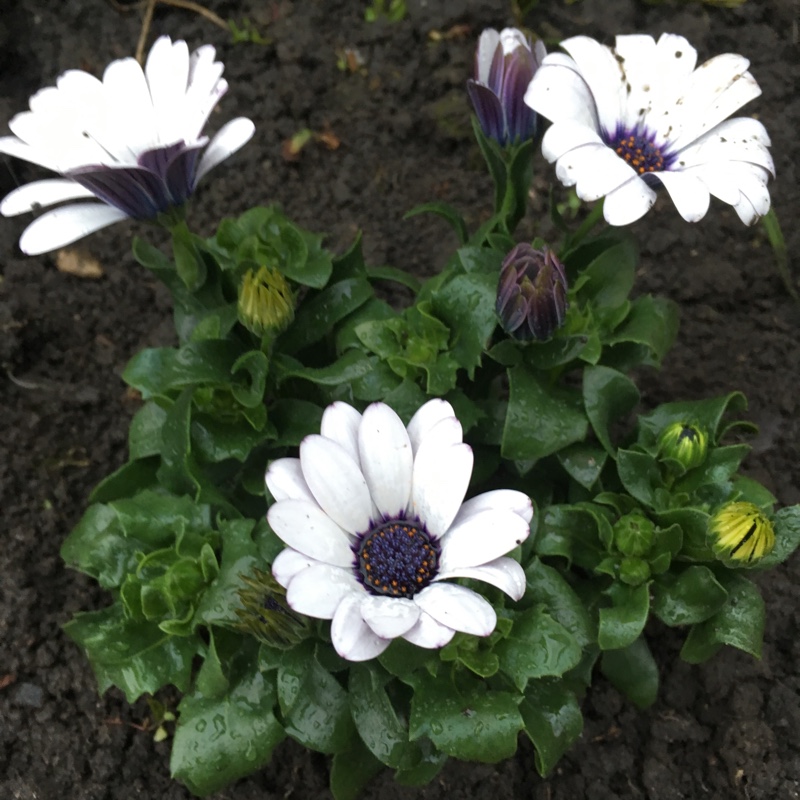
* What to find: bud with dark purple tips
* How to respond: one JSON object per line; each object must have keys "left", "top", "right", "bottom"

{"left": 496, "top": 243, "right": 568, "bottom": 341}
{"left": 467, "top": 28, "right": 546, "bottom": 147}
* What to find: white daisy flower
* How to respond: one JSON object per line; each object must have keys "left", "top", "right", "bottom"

{"left": 266, "top": 399, "right": 533, "bottom": 662}
{"left": 524, "top": 33, "right": 774, "bottom": 226}
{"left": 0, "top": 36, "right": 255, "bottom": 255}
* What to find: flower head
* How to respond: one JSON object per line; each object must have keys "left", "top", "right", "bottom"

{"left": 238, "top": 266, "right": 295, "bottom": 336}
{"left": 467, "top": 28, "right": 546, "bottom": 146}
{"left": 265, "top": 399, "right": 533, "bottom": 661}
{"left": 524, "top": 33, "right": 774, "bottom": 225}
{"left": 0, "top": 36, "right": 255, "bottom": 255}
{"left": 657, "top": 421, "right": 708, "bottom": 471}
{"left": 710, "top": 501, "right": 775, "bottom": 564}
{"left": 496, "top": 242, "right": 568, "bottom": 341}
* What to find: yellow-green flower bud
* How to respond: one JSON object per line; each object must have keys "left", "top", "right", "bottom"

{"left": 234, "top": 568, "right": 311, "bottom": 647}
{"left": 657, "top": 421, "right": 708, "bottom": 471}
{"left": 619, "top": 556, "right": 651, "bottom": 586}
{"left": 238, "top": 265, "right": 294, "bottom": 336}
{"left": 709, "top": 502, "right": 775, "bottom": 564}
{"left": 613, "top": 512, "right": 654, "bottom": 557}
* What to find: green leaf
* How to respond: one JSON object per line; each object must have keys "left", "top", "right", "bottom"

{"left": 600, "top": 636, "right": 659, "bottom": 709}
{"left": 431, "top": 272, "right": 499, "bottom": 377}
{"left": 63, "top": 604, "right": 197, "bottom": 702}
{"left": 279, "top": 278, "right": 373, "bottom": 355}
{"left": 273, "top": 350, "right": 373, "bottom": 387}
{"left": 598, "top": 582, "right": 649, "bottom": 650}
{"left": 365, "top": 264, "right": 423, "bottom": 293}
{"left": 456, "top": 245, "right": 505, "bottom": 275}
{"left": 129, "top": 401, "right": 167, "bottom": 459}
{"left": 519, "top": 682, "right": 583, "bottom": 776}
{"left": 404, "top": 201, "right": 469, "bottom": 245}
{"left": 408, "top": 674, "right": 523, "bottom": 762}
{"left": 496, "top": 607, "right": 583, "bottom": 691}
{"left": 680, "top": 573, "right": 765, "bottom": 662}
{"left": 277, "top": 645, "right": 356, "bottom": 753}
{"left": 195, "top": 518, "right": 265, "bottom": 628}
{"left": 503, "top": 365, "right": 588, "bottom": 462}
{"left": 534, "top": 505, "right": 603, "bottom": 567}
{"left": 656, "top": 507, "right": 713, "bottom": 561}
{"left": 88, "top": 457, "right": 160, "bottom": 504}
{"left": 753, "top": 506, "right": 800, "bottom": 569}
{"left": 652, "top": 565, "right": 728, "bottom": 626}
{"left": 172, "top": 223, "right": 207, "bottom": 291}
{"left": 523, "top": 559, "right": 594, "bottom": 647}
{"left": 170, "top": 650, "right": 284, "bottom": 795}
{"left": 583, "top": 365, "right": 639, "bottom": 456}
{"left": 393, "top": 738, "right": 448, "bottom": 786}
{"left": 573, "top": 237, "right": 637, "bottom": 315}
{"left": 616, "top": 449, "right": 664, "bottom": 510}
{"left": 330, "top": 736, "right": 383, "bottom": 800}
{"left": 269, "top": 399, "right": 324, "bottom": 447}
{"left": 605, "top": 294, "right": 679, "bottom": 365}
{"left": 349, "top": 663, "right": 409, "bottom": 768}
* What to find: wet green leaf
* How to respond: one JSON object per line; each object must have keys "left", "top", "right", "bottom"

{"left": 598, "top": 582, "right": 649, "bottom": 650}
{"left": 330, "top": 736, "right": 384, "bottom": 800}
{"left": 583, "top": 365, "right": 639, "bottom": 456}
{"left": 600, "top": 636, "right": 659, "bottom": 709}
{"left": 652, "top": 565, "right": 728, "bottom": 626}
{"left": 519, "top": 681, "right": 583, "bottom": 775}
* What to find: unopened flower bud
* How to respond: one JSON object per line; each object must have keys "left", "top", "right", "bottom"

{"left": 709, "top": 502, "right": 775, "bottom": 564}
{"left": 613, "top": 512, "right": 655, "bottom": 557}
{"left": 238, "top": 266, "right": 294, "bottom": 336}
{"left": 619, "top": 556, "right": 651, "bottom": 586}
{"left": 467, "top": 28, "right": 546, "bottom": 146}
{"left": 496, "top": 243, "right": 568, "bottom": 341}
{"left": 658, "top": 422, "right": 708, "bottom": 471}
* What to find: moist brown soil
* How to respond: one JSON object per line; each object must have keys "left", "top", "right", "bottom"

{"left": 1, "top": 1, "right": 799, "bottom": 799}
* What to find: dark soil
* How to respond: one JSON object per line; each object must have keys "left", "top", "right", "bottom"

{"left": 1, "top": 1, "right": 798, "bottom": 799}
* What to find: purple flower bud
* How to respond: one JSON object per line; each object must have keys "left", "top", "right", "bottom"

{"left": 467, "top": 28, "right": 546, "bottom": 146}
{"left": 496, "top": 243, "right": 568, "bottom": 341}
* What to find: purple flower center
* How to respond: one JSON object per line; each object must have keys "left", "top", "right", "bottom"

{"left": 607, "top": 129, "right": 672, "bottom": 176}
{"left": 355, "top": 519, "right": 440, "bottom": 598}
{"left": 66, "top": 141, "right": 204, "bottom": 220}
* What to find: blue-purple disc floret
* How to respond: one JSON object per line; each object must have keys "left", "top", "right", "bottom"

{"left": 603, "top": 123, "right": 680, "bottom": 187}
{"left": 67, "top": 141, "right": 204, "bottom": 220}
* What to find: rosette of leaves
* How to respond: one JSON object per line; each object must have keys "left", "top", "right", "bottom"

{"left": 532, "top": 392, "right": 800, "bottom": 710}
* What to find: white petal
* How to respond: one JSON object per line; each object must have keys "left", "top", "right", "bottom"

{"left": 475, "top": 29, "right": 501, "bottom": 84}
{"left": 414, "top": 583, "right": 497, "bottom": 637}
{"left": 453, "top": 489, "right": 533, "bottom": 527}
{"left": 732, "top": 193, "right": 759, "bottom": 225}
{"left": 300, "top": 435, "right": 373, "bottom": 534}
{"left": 655, "top": 170, "right": 710, "bottom": 222}
{"left": 18, "top": 203, "right": 128, "bottom": 255}
{"left": 285, "top": 563, "right": 360, "bottom": 620}
{"left": 675, "top": 117, "right": 774, "bottom": 175}
{"left": 555, "top": 142, "right": 639, "bottom": 202}
{"left": 331, "top": 593, "right": 391, "bottom": 661}
{"left": 360, "top": 595, "right": 420, "bottom": 638}
{"left": 102, "top": 56, "right": 157, "bottom": 157}
{"left": 320, "top": 401, "right": 363, "bottom": 465}
{"left": 439, "top": 509, "right": 530, "bottom": 570}
{"left": 358, "top": 403, "right": 413, "bottom": 518}
{"left": 541, "top": 121, "right": 604, "bottom": 163}
{"left": 267, "top": 499, "right": 355, "bottom": 567}
{"left": 0, "top": 179, "right": 95, "bottom": 216}
{"left": 196, "top": 117, "right": 255, "bottom": 182}
{"left": 560, "top": 35, "right": 628, "bottom": 137}
{"left": 406, "top": 399, "right": 458, "bottom": 455}
{"left": 402, "top": 611, "right": 456, "bottom": 649}
{"left": 265, "top": 458, "right": 315, "bottom": 503}
{"left": 410, "top": 442, "right": 473, "bottom": 539}
{"left": 437, "top": 557, "right": 526, "bottom": 601}
{"left": 669, "top": 54, "right": 760, "bottom": 151}
{"left": 184, "top": 44, "right": 226, "bottom": 139}
{"left": 271, "top": 548, "right": 316, "bottom": 588}
{"left": 601, "top": 176, "right": 657, "bottom": 226}
{"left": 525, "top": 53, "right": 599, "bottom": 132}
{"left": 0, "top": 135, "right": 61, "bottom": 172}
{"left": 146, "top": 37, "right": 190, "bottom": 145}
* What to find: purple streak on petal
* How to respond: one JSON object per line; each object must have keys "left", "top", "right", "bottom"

{"left": 467, "top": 80, "right": 505, "bottom": 144}
{"left": 68, "top": 165, "right": 166, "bottom": 219}
{"left": 486, "top": 43, "right": 506, "bottom": 97}
{"left": 137, "top": 141, "right": 187, "bottom": 176}
{"left": 164, "top": 146, "right": 203, "bottom": 205}
{"left": 502, "top": 47, "right": 537, "bottom": 143}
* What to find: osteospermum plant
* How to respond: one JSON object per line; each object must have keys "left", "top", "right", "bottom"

{"left": 3, "top": 21, "right": 798, "bottom": 800}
